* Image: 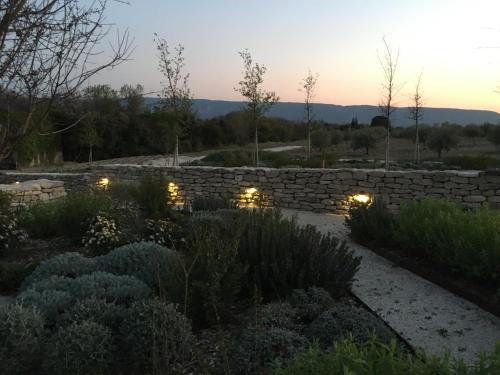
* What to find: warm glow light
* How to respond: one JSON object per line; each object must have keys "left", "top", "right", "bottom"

{"left": 240, "top": 187, "right": 260, "bottom": 208}
{"left": 167, "top": 182, "right": 180, "bottom": 202}
{"left": 15, "top": 181, "right": 20, "bottom": 184}
{"left": 97, "top": 178, "right": 110, "bottom": 189}
{"left": 351, "top": 194, "right": 372, "bottom": 205}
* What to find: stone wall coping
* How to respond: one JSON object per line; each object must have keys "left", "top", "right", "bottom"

{"left": 94, "top": 164, "right": 483, "bottom": 177}
{"left": 1, "top": 171, "right": 93, "bottom": 177}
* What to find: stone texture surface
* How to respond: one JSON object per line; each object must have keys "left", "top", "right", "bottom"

{"left": 0, "top": 179, "right": 66, "bottom": 205}
{"left": 281, "top": 209, "right": 500, "bottom": 364}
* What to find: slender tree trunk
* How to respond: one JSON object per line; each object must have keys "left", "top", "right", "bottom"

{"left": 255, "top": 126, "right": 259, "bottom": 167}
{"left": 88, "top": 146, "right": 93, "bottom": 165}
{"left": 415, "top": 120, "right": 420, "bottom": 165}
{"left": 385, "top": 123, "right": 390, "bottom": 170}
{"left": 174, "top": 136, "right": 179, "bottom": 166}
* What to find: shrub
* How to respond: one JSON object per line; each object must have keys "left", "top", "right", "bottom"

{"left": 445, "top": 155, "right": 500, "bottom": 171}
{"left": 190, "top": 194, "right": 238, "bottom": 212}
{"left": 20, "top": 192, "right": 113, "bottom": 240}
{"left": 60, "top": 297, "right": 127, "bottom": 332}
{"left": 142, "top": 217, "right": 178, "bottom": 246}
{"left": 237, "top": 326, "right": 308, "bottom": 373}
{"left": 259, "top": 302, "right": 298, "bottom": 331}
{"left": 427, "top": 126, "right": 459, "bottom": 158}
{"left": 394, "top": 199, "right": 500, "bottom": 285}
{"left": 98, "top": 242, "right": 178, "bottom": 290}
{"left": 232, "top": 209, "right": 360, "bottom": 299}
{"left": 346, "top": 199, "right": 395, "bottom": 246}
{"left": 0, "top": 190, "right": 12, "bottom": 212}
{"left": 306, "top": 304, "right": 395, "bottom": 348}
{"left": 0, "top": 261, "right": 38, "bottom": 293}
{"left": 119, "top": 299, "right": 194, "bottom": 374}
{"left": 21, "top": 252, "right": 97, "bottom": 290}
{"left": 18, "top": 289, "right": 74, "bottom": 325}
{"left": 0, "top": 304, "right": 45, "bottom": 375}
{"left": 182, "top": 218, "right": 245, "bottom": 327}
{"left": 44, "top": 320, "right": 115, "bottom": 375}
{"left": 82, "top": 213, "right": 121, "bottom": 252}
{"left": 273, "top": 337, "right": 500, "bottom": 375}
{"left": 289, "top": 288, "right": 334, "bottom": 323}
{"left": 0, "top": 213, "right": 28, "bottom": 253}
{"left": 20, "top": 272, "right": 151, "bottom": 308}
{"left": 125, "top": 177, "right": 173, "bottom": 218}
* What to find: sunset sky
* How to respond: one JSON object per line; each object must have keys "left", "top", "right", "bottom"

{"left": 93, "top": 0, "right": 500, "bottom": 112}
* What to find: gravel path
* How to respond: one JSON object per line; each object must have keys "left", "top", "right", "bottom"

{"left": 281, "top": 209, "right": 500, "bottom": 364}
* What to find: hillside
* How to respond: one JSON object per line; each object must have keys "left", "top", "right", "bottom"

{"left": 145, "top": 98, "right": 500, "bottom": 127}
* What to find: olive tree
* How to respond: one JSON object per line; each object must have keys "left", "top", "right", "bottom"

{"left": 409, "top": 73, "right": 424, "bottom": 164}
{"left": 299, "top": 70, "right": 318, "bottom": 159}
{"left": 235, "top": 49, "right": 278, "bottom": 167}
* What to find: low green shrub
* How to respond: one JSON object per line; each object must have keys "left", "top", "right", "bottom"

{"left": 20, "top": 191, "right": 113, "bottom": 240}
{"left": 237, "top": 326, "right": 308, "bottom": 373}
{"left": 233, "top": 209, "right": 360, "bottom": 299}
{"left": 445, "top": 155, "right": 500, "bottom": 170}
{"left": 0, "top": 213, "right": 28, "bottom": 253}
{"left": 20, "top": 272, "right": 151, "bottom": 310}
{"left": 18, "top": 289, "right": 74, "bottom": 325}
{"left": 273, "top": 337, "right": 500, "bottom": 375}
{"left": 21, "top": 252, "right": 97, "bottom": 290}
{"left": 259, "top": 302, "right": 298, "bottom": 331}
{"left": 394, "top": 199, "right": 500, "bottom": 285}
{"left": 0, "top": 303, "right": 45, "bottom": 375}
{"left": 0, "top": 261, "right": 38, "bottom": 293}
{"left": 119, "top": 299, "right": 194, "bottom": 374}
{"left": 190, "top": 194, "right": 238, "bottom": 211}
{"left": 288, "top": 288, "right": 334, "bottom": 323}
{"left": 98, "top": 242, "right": 178, "bottom": 290}
{"left": 346, "top": 199, "right": 395, "bottom": 246}
{"left": 124, "top": 177, "right": 173, "bottom": 218}
{"left": 306, "top": 304, "right": 396, "bottom": 348}
{"left": 44, "top": 320, "right": 115, "bottom": 375}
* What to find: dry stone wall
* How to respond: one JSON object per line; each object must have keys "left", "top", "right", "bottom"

{"left": 93, "top": 165, "right": 500, "bottom": 214}
{"left": 0, "top": 179, "right": 66, "bottom": 205}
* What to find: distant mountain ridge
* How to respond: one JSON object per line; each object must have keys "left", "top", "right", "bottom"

{"left": 144, "top": 98, "right": 500, "bottom": 127}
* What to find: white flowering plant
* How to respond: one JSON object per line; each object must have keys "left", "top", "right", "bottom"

{"left": 82, "top": 214, "right": 121, "bottom": 252}
{"left": 0, "top": 213, "right": 28, "bottom": 253}
{"left": 142, "top": 218, "right": 179, "bottom": 247}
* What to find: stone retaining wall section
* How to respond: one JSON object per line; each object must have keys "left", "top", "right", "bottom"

{"left": 1, "top": 166, "right": 498, "bottom": 214}
{"left": 92, "top": 165, "right": 500, "bottom": 214}
{"left": 0, "top": 179, "right": 66, "bottom": 205}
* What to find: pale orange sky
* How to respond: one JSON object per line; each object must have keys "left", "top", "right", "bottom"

{"left": 92, "top": 0, "right": 500, "bottom": 112}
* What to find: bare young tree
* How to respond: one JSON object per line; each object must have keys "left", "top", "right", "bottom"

{"left": 409, "top": 72, "right": 424, "bottom": 164}
{"left": 378, "top": 37, "right": 400, "bottom": 170}
{"left": 235, "top": 49, "right": 278, "bottom": 167}
{"left": 0, "top": 0, "right": 132, "bottom": 161}
{"left": 299, "top": 70, "right": 318, "bottom": 159}
{"left": 154, "top": 34, "right": 192, "bottom": 166}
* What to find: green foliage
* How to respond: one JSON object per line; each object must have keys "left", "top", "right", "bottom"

{"left": 273, "top": 338, "right": 500, "bottom": 375}
{"left": 487, "top": 125, "right": 500, "bottom": 148}
{"left": 0, "top": 213, "right": 28, "bottom": 253}
{"left": 427, "top": 126, "right": 459, "bottom": 158}
{"left": 98, "top": 242, "right": 178, "bottom": 290}
{"left": 0, "top": 304, "right": 45, "bottom": 375}
{"left": 125, "top": 177, "right": 172, "bottom": 218}
{"left": 259, "top": 302, "right": 298, "bottom": 330}
{"left": 288, "top": 288, "right": 334, "bottom": 323}
{"left": 311, "top": 126, "right": 331, "bottom": 151}
{"left": 346, "top": 199, "right": 396, "bottom": 246}
{"left": 20, "top": 272, "right": 151, "bottom": 312}
{"left": 22, "top": 252, "right": 97, "bottom": 290}
{"left": 306, "top": 304, "right": 395, "bottom": 348}
{"left": 237, "top": 326, "right": 308, "bottom": 373}
{"left": 20, "top": 192, "right": 113, "bottom": 240}
{"left": 182, "top": 216, "right": 245, "bottom": 327}
{"left": 119, "top": 299, "right": 194, "bottom": 374}
{"left": 0, "top": 190, "right": 12, "bottom": 212}
{"left": 445, "top": 155, "right": 500, "bottom": 170}
{"left": 232, "top": 209, "right": 360, "bottom": 299}
{"left": 44, "top": 320, "right": 115, "bottom": 375}
{"left": 351, "top": 128, "right": 382, "bottom": 155}
{"left": 0, "top": 261, "right": 38, "bottom": 293}
{"left": 394, "top": 199, "right": 500, "bottom": 286}
{"left": 82, "top": 213, "right": 121, "bottom": 253}
{"left": 190, "top": 194, "right": 238, "bottom": 211}
{"left": 18, "top": 288, "right": 74, "bottom": 325}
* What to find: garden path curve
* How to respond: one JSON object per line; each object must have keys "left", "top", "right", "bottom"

{"left": 281, "top": 209, "right": 500, "bottom": 364}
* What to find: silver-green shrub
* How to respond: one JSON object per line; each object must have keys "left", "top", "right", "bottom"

{"left": 306, "top": 303, "right": 395, "bottom": 348}
{"left": 98, "top": 242, "right": 178, "bottom": 290}
{"left": 119, "top": 299, "right": 194, "bottom": 374}
{"left": 17, "top": 289, "right": 73, "bottom": 325}
{"left": 44, "top": 320, "right": 115, "bottom": 375}
{"left": 0, "top": 303, "right": 45, "bottom": 375}
{"left": 259, "top": 302, "right": 298, "bottom": 330}
{"left": 289, "top": 287, "right": 334, "bottom": 322}
{"left": 21, "top": 252, "right": 97, "bottom": 290}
